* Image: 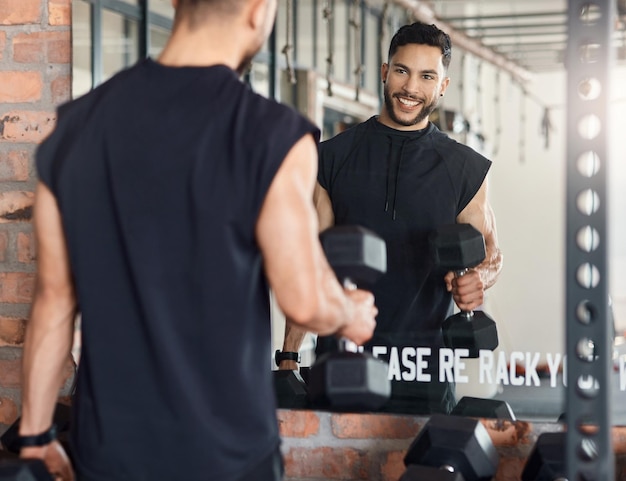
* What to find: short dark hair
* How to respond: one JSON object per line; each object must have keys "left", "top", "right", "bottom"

{"left": 388, "top": 22, "right": 452, "bottom": 70}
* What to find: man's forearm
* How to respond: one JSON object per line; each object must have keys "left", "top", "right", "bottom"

{"left": 282, "top": 322, "right": 308, "bottom": 352}
{"left": 479, "top": 245, "right": 503, "bottom": 290}
{"left": 278, "top": 322, "right": 308, "bottom": 370}
{"left": 20, "top": 293, "right": 76, "bottom": 435}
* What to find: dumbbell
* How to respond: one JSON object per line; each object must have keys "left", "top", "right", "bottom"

{"left": 400, "top": 413, "right": 499, "bottom": 481}
{"left": 272, "top": 352, "right": 310, "bottom": 409}
{"left": 521, "top": 432, "right": 563, "bottom": 481}
{"left": 0, "top": 457, "right": 54, "bottom": 481}
{"left": 429, "top": 224, "right": 499, "bottom": 358}
{"left": 450, "top": 396, "right": 516, "bottom": 422}
{"left": 307, "top": 225, "right": 391, "bottom": 412}
{"left": 1, "top": 403, "right": 72, "bottom": 460}
{"left": 521, "top": 432, "right": 567, "bottom": 481}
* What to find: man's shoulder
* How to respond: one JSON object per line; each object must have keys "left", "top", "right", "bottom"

{"left": 243, "top": 92, "right": 319, "bottom": 144}
{"left": 427, "top": 125, "right": 491, "bottom": 163}
{"left": 56, "top": 61, "right": 144, "bottom": 122}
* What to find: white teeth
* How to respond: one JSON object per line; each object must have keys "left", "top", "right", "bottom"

{"left": 398, "top": 97, "right": 419, "bottom": 107}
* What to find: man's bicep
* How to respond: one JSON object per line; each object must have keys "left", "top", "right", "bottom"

{"left": 256, "top": 134, "right": 322, "bottom": 317}
{"left": 33, "top": 181, "right": 75, "bottom": 299}
{"left": 457, "top": 177, "right": 502, "bottom": 288}
{"left": 457, "top": 178, "right": 499, "bottom": 249}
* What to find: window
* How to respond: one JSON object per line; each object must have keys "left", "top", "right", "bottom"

{"left": 71, "top": 0, "right": 173, "bottom": 98}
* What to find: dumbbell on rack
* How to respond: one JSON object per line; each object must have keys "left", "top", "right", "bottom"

{"left": 307, "top": 225, "right": 391, "bottom": 412}
{"left": 450, "top": 396, "right": 516, "bottom": 422}
{"left": 400, "top": 413, "right": 499, "bottom": 481}
{"left": 0, "top": 455, "right": 54, "bottom": 481}
{"left": 273, "top": 351, "right": 310, "bottom": 409}
{"left": 521, "top": 432, "right": 567, "bottom": 481}
{"left": 429, "top": 224, "right": 499, "bottom": 358}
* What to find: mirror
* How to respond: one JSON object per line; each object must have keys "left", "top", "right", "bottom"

{"left": 268, "top": 0, "right": 626, "bottom": 424}
{"left": 69, "top": 0, "right": 625, "bottom": 424}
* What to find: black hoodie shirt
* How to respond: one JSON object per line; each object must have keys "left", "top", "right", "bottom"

{"left": 318, "top": 116, "right": 491, "bottom": 350}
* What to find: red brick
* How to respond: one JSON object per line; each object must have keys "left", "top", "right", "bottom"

{"left": 0, "top": 272, "right": 36, "bottom": 303}
{"left": 17, "top": 231, "right": 35, "bottom": 263}
{"left": 283, "top": 446, "right": 370, "bottom": 480}
{"left": 332, "top": 412, "right": 423, "bottom": 439}
{"left": 0, "top": 0, "right": 41, "bottom": 25}
{"left": 0, "top": 71, "right": 43, "bottom": 103}
{"left": 51, "top": 74, "right": 71, "bottom": 105}
{"left": 13, "top": 31, "right": 71, "bottom": 64}
{"left": 0, "top": 150, "right": 30, "bottom": 181}
{"left": 0, "top": 230, "right": 6, "bottom": 261}
{"left": 482, "top": 419, "right": 534, "bottom": 447}
{"left": 0, "top": 397, "right": 18, "bottom": 425}
{"left": 615, "top": 427, "right": 626, "bottom": 454}
{"left": 0, "top": 111, "right": 57, "bottom": 143}
{"left": 0, "top": 316, "right": 26, "bottom": 346}
{"left": 46, "top": 31, "right": 71, "bottom": 64}
{"left": 277, "top": 409, "right": 320, "bottom": 438}
{"left": 48, "top": 0, "right": 71, "bottom": 26}
{"left": 380, "top": 450, "right": 406, "bottom": 481}
{"left": 0, "top": 358, "right": 21, "bottom": 388}
{"left": 494, "top": 456, "right": 527, "bottom": 481}
{"left": 0, "top": 191, "right": 34, "bottom": 223}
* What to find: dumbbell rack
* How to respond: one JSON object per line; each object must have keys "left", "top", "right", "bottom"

{"left": 565, "top": 0, "right": 614, "bottom": 479}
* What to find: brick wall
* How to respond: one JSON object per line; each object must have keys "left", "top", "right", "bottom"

{"left": 278, "top": 409, "right": 626, "bottom": 481}
{"left": 0, "top": 0, "right": 71, "bottom": 433}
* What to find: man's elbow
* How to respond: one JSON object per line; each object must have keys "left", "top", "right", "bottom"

{"left": 282, "top": 297, "right": 320, "bottom": 329}
{"left": 280, "top": 292, "right": 340, "bottom": 336}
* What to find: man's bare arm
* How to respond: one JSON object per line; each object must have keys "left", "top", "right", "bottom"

{"left": 21, "top": 182, "right": 77, "bottom": 435}
{"left": 256, "top": 134, "right": 376, "bottom": 345}
{"left": 19, "top": 182, "right": 76, "bottom": 480}
{"left": 445, "top": 177, "right": 503, "bottom": 311}
{"left": 278, "top": 183, "right": 335, "bottom": 369}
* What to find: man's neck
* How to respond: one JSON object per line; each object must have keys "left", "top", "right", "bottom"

{"left": 158, "top": 25, "right": 243, "bottom": 71}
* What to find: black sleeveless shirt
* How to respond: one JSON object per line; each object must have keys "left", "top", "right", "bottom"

{"left": 36, "top": 58, "right": 318, "bottom": 481}
{"left": 318, "top": 116, "right": 491, "bottom": 349}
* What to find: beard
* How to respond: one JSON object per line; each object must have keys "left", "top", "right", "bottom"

{"left": 383, "top": 84, "right": 439, "bottom": 127}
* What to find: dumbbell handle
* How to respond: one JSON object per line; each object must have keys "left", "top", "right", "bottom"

{"left": 453, "top": 268, "right": 476, "bottom": 320}
{"left": 339, "top": 277, "right": 360, "bottom": 353}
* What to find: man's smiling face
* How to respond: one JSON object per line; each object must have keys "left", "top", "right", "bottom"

{"left": 379, "top": 43, "right": 450, "bottom": 131}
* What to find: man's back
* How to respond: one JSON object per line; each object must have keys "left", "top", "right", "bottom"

{"left": 20, "top": 4, "right": 378, "bottom": 481}
{"left": 37, "top": 59, "right": 316, "bottom": 481}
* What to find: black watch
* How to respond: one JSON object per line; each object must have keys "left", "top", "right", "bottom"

{"left": 275, "top": 350, "right": 300, "bottom": 367}
{"left": 16, "top": 424, "right": 57, "bottom": 448}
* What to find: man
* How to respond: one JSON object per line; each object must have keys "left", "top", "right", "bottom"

{"left": 277, "top": 22, "right": 503, "bottom": 413}
{"left": 17, "top": 1, "right": 378, "bottom": 480}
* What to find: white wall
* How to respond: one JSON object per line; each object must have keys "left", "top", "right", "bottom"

{"left": 446, "top": 56, "right": 626, "bottom": 367}
{"left": 608, "top": 67, "right": 626, "bottom": 332}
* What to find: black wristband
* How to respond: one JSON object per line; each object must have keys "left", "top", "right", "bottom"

{"left": 275, "top": 350, "right": 300, "bottom": 367}
{"left": 17, "top": 424, "right": 57, "bottom": 448}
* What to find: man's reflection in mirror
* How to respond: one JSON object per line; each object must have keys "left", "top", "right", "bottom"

{"left": 278, "top": 21, "right": 503, "bottom": 415}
